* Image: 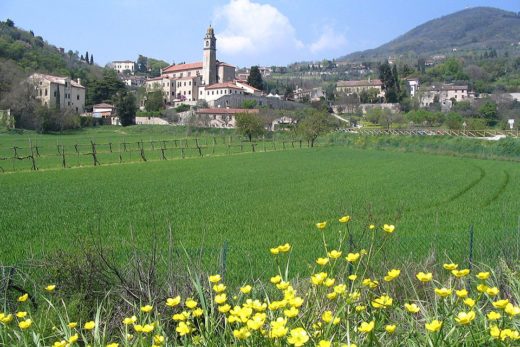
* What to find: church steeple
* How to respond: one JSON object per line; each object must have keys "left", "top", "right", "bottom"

{"left": 202, "top": 25, "right": 217, "bottom": 85}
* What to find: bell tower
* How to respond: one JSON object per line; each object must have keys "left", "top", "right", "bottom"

{"left": 202, "top": 25, "right": 217, "bottom": 86}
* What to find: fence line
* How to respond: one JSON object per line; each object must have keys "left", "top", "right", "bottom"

{"left": 341, "top": 128, "right": 520, "bottom": 137}
{"left": 0, "top": 136, "right": 312, "bottom": 173}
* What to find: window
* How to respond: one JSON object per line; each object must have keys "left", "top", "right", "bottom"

{"left": 76, "top": 107, "right": 78, "bottom": 112}
{"left": 65, "top": 82, "right": 68, "bottom": 87}
{"left": 39, "top": 89, "right": 42, "bottom": 96}
{"left": 45, "top": 89, "right": 48, "bottom": 96}
{"left": 76, "top": 95, "right": 79, "bottom": 100}
{"left": 184, "top": 82, "right": 186, "bottom": 87}
{"left": 54, "top": 91, "right": 56, "bottom": 97}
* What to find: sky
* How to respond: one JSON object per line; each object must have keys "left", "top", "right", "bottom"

{"left": 1, "top": 0, "right": 519, "bottom": 68}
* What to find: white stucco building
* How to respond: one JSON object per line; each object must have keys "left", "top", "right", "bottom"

{"left": 29, "top": 73, "right": 85, "bottom": 113}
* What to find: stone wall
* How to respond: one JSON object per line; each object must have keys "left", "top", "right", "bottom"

{"left": 209, "top": 94, "right": 305, "bottom": 110}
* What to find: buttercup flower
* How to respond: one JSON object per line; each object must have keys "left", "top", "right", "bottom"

{"left": 316, "top": 257, "right": 330, "bottom": 266}
{"left": 316, "top": 222, "right": 327, "bottom": 230}
{"left": 278, "top": 243, "right": 291, "bottom": 253}
{"left": 369, "top": 224, "right": 375, "bottom": 230}
{"left": 68, "top": 334, "right": 79, "bottom": 343}
{"left": 435, "top": 288, "right": 452, "bottom": 297}
{"left": 416, "top": 272, "right": 433, "bottom": 282}
{"left": 327, "top": 250, "right": 342, "bottom": 259}
{"left": 45, "top": 284, "right": 56, "bottom": 292}
{"left": 443, "top": 263, "right": 458, "bottom": 271}
{"left": 385, "top": 324, "right": 396, "bottom": 334}
{"left": 213, "top": 283, "right": 226, "bottom": 293}
{"left": 166, "top": 296, "right": 181, "bottom": 307}
{"left": 287, "top": 327, "right": 309, "bottom": 346}
{"left": 372, "top": 295, "right": 393, "bottom": 309}
{"left": 67, "top": 322, "right": 77, "bottom": 328}
{"left": 18, "top": 319, "right": 32, "bottom": 329}
{"left": 346, "top": 253, "right": 360, "bottom": 263}
{"left": 476, "top": 272, "right": 490, "bottom": 280}
{"left": 318, "top": 340, "right": 332, "bottom": 347}
{"left": 493, "top": 299, "right": 509, "bottom": 309}
{"left": 185, "top": 299, "right": 198, "bottom": 309}
{"left": 176, "top": 322, "right": 191, "bottom": 336}
{"left": 425, "top": 320, "right": 442, "bottom": 332}
{"left": 311, "top": 272, "right": 328, "bottom": 286}
{"left": 452, "top": 269, "right": 470, "bottom": 278}
{"left": 505, "top": 303, "right": 520, "bottom": 316}
{"left": 123, "top": 316, "right": 137, "bottom": 325}
{"left": 384, "top": 269, "right": 400, "bottom": 282}
{"left": 271, "top": 275, "right": 282, "bottom": 284}
{"left": 455, "top": 289, "right": 468, "bottom": 298}
{"left": 405, "top": 303, "right": 420, "bottom": 313}
{"left": 218, "top": 304, "right": 231, "bottom": 313}
{"left": 463, "top": 298, "right": 475, "bottom": 308}
{"left": 17, "top": 293, "right": 28, "bottom": 302}
{"left": 84, "top": 321, "right": 96, "bottom": 330}
{"left": 209, "top": 274, "right": 221, "bottom": 283}
{"left": 486, "top": 287, "right": 499, "bottom": 296}
{"left": 358, "top": 321, "right": 375, "bottom": 333}
{"left": 240, "top": 285, "right": 252, "bottom": 294}
{"left": 455, "top": 311, "right": 476, "bottom": 325}
{"left": 141, "top": 305, "right": 153, "bottom": 313}
{"left": 16, "top": 311, "right": 27, "bottom": 318}
{"left": 215, "top": 293, "right": 227, "bottom": 304}
{"left": 487, "top": 311, "right": 501, "bottom": 320}
{"left": 339, "top": 216, "right": 350, "bottom": 223}
{"left": 383, "top": 224, "right": 395, "bottom": 233}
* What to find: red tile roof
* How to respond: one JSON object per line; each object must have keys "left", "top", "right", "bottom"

{"left": 205, "top": 82, "right": 244, "bottom": 90}
{"left": 162, "top": 62, "right": 203, "bottom": 73}
{"left": 93, "top": 103, "right": 114, "bottom": 109}
{"left": 197, "top": 108, "right": 259, "bottom": 115}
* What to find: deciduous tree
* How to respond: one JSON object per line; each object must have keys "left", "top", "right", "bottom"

{"left": 115, "top": 91, "right": 136, "bottom": 127}
{"left": 235, "top": 113, "right": 264, "bottom": 142}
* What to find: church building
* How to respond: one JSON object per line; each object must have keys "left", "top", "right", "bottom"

{"left": 145, "top": 26, "right": 258, "bottom": 105}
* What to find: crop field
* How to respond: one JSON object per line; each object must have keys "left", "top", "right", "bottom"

{"left": 1, "top": 132, "right": 519, "bottom": 283}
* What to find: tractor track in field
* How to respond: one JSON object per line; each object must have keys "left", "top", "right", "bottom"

{"left": 404, "top": 165, "right": 486, "bottom": 214}
{"left": 481, "top": 170, "right": 510, "bottom": 207}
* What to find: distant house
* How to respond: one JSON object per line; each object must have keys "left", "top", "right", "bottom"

{"left": 122, "top": 75, "right": 146, "bottom": 87}
{"left": 420, "top": 84, "right": 469, "bottom": 108}
{"left": 336, "top": 79, "right": 385, "bottom": 98}
{"left": 28, "top": 73, "right": 85, "bottom": 113}
{"left": 112, "top": 60, "right": 135, "bottom": 74}
{"left": 195, "top": 108, "right": 259, "bottom": 128}
{"left": 406, "top": 78, "right": 420, "bottom": 97}
{"left": 293, "top": 87, "right": 324, "bottom": 102}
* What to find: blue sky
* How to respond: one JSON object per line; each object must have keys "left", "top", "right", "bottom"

{"left": 1, "top": 0, "right": 518, "bottom": 68}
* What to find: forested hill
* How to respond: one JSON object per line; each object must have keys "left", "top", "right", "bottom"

{"left": 0, "top": 19, "right": 103, "bottom": 101}
{"left": 341, "top": 7, "right": 520, "bottom": 61}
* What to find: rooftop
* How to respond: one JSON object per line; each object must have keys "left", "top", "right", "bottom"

{"left": 162, "top": 62, "right": 203, "bottom": 73}
{"left": 30, "top": 73, "right": 85, "bottom": 89}
{"left": 337, "top": 79, "right": 383, "bottom": 87}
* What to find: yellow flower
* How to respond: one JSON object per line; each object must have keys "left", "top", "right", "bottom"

{"left": 369, "top": 224, "right": 375, "bottom": 230}
{"left": 486, "top": 287, "right": 499, "bottom": 296}
{"left": 425, "top": 320, "right": 442, "bottom": 332}
{"left": 326, "top": 292, "right": 337, "bottom": 300}
{"left": 443, "top": 263, "right": 458, "bottom": 271}
{"left": 477, "top": 284, "right": 489, "bottom": 292}
{"left": 318, "top": 340, "right": 332, "bottom": 347}
{"left": 505, "top": 303, "right": 520, "bottom": 316}
{"left": 345, "top": 253, "right": 360, "bottom": 263}
{"left": 270, "top": 247, "right": 280, "bottom": 255}
{"left": 383, "top": 224, "right": 395, "bottom": 233}
{"left": 53, "top": 341, "right": 67, "bottom": 347}
{"left": 16, "top": 311, "right": 27, "bottom": 318}
{"left": 68, "top": 334, "right": 79, "bottom": 343}
{"left": 322, "top": 310, "right": 334, "bottom": 323}
{"left": 362, "top": 278, "right": 379, "bottom": 289}
{"left": 213, "top": 283, "right": 226, "bottom": 293}
{"left": 123, "top": 316, "right": 137, "bottom": 325}
{"left": 324, "top": 278, "right": 335, "bottom": 287}
{"left": 455, "top": 311, "right": 476, "bottom": 325}
{"left": 218, "top": 304, "right": 231, "bottom": 313}
{"left": 209, "top": 274, "right": 221, "bottom": 283}
{"left": 476, "top": 272, "right": 490, "bottom": 280}
{"left": 0, "top": 313, "right": 13, "bottom": 324}
{"left": 385, "top": 324, "right": 396, "bottom": 334}
{"left": 192, "top": 308, "right": 203, "bottom": 317}
{"left": 166, "top": 296, "right": 181, "bottom": 307}
{"left": 434, "top": 288, "right": 452, "bottom": 298}
{"left": 327, "top": 250, "right": 342, "bottom": 259}
{"left": 405, "top": 303, "right": 420, "bottom": 313}
{"left": 316, "top": 257, "right": 330, "bottom": 266}
{"left": 45, "top": 284, "right": 56, "bottom": 292}
{"left": 348, "top": 274, "right": 358, "bottom": 281}
{"left": 215, "top": 293, "right": 227, "bottom": 304}
{"left": 463, "top": 298, "right": 475, "bottom": 308}
{"left": 339, "top": 216, "right": 351, "bottom": 223}
{"left": 141, "top": 305, "right": 153, "bottom": 313}
{"left": 67, "top": 322, "right": 78, "bottom": 328}
{"left": 284, "top": 306, "right": 299, "bottom": 318}
{"left": 18, "top": 319, "right": 32, "bottom": 329}
{"left": 493, "top": 299, "right": 509, "bottom": 309}
{"left": 172, "top": 311, "right": 190, "bottom": 321}
{"left": 490, "top": 325, "right": 501, "bottom": 339}
{"left": 269, "top": 317, "right": 288, "bottom": 338}
{"left": 310, "top": 272, "right": 328, "bottom": 286}
{"left": 287, "top": 327, "right": 309, "bottom": 346}
{"left": 278, "top": 243, "right": 291, "bottom": 253}
{"left": 277, "top": 281, "right": 290, "bottom": 290}
{"left": 240, "top": 285, "right": 252, "bottom": 294}
{"left": 84, "top": 321, "right": 96, "bottom": 330}
{"left": 17, "top": 293, "right": 28, "bottom": 302}
{"left": 334, "top": 284, "right": 347, "bottom": 294}
{"left": 143, "top": 324, "right": 154, "bottom": 333}
{"left": 316, "top": 222, "right": 327, "bottom": 230}
{"left": 372, "top": 295, "right": 393, "bottom": 309}
{"left": 452, "top": 269, "right": 470, "bottom": 278}
{"left": 106, "top": 343, "right": 119, "bottom": 347}
{"left": 185, "top": 299, "right": 198, "bottom": 309}
{"left": 176, "top": 321, "right": 191, "bottom": 336}
{"left": 487, "top": 311, "right": 501, "bottom": 320}
{"left": 455, "top": 289, "right": 468, "bottom": 298}
{"left": 271, "top": 275, "right": 282, "bottom": 284}
{"left": 416, "top": 272, "right": 433, "bottom": 282}
{"left": 355, "top": 305, "right": 366, "bottom": 312}
{"left": 384, "top": 269, "right": 400, "bottom": 282}
{"left": 358, "top": 321, "right": 375, "bottom": 333}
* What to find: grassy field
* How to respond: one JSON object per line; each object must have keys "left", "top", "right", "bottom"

{"left": 1, "top": 134, "right": 519, "bottom": 283}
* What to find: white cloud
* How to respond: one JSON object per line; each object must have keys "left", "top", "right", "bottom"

{"left": 214, "top": 0, "right": 303, "bottom": 58}
{"left": 309, "top": 25, "right": 347, "bottom": 54}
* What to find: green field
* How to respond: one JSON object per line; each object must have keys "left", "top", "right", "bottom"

{"left": 1, "top": 133, "right": 519, "bottom": 283}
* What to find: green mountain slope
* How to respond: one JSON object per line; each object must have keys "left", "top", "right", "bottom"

{"left": 342, "top": 7, "right": 520, "bottom": 61}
